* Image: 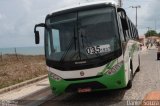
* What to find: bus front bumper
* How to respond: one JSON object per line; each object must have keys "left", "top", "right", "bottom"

{"left": 48, "top": 66, "right": 126, "bottom": 95}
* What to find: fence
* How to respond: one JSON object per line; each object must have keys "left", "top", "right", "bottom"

{"left": 0, "top": 47, "right": 44, "bottom": 62}
{"left": 0, "top": 52, "right": 2, "bottom": 62}
{"left": 0, "top": 48, "right": 19, "bottom": 62}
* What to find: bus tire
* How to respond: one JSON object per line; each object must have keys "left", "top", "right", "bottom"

{"left": 126, "top": 62, "right": 133, "bottom": 89}
{"left": 136, "top": 55, "right": 140, "bottom": 72}
{"left": 157, "top": 52, "right": 160, "bottom": 60}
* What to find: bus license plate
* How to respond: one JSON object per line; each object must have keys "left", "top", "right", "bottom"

{"left": 78, "top": 88, "right": 91, "bottom": 93}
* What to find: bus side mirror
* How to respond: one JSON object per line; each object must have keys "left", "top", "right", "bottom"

{"left": 117, "top": 8, "right": 127, "bottom": 17}
{"left": 34, "top": 23, "right": 46, "bottom": 44}
{"left": 35, "top": 31, "right": 40, "bottom": 44}
{"left": 121, "top": 18, "right": 129, "bottom": 30}
{"left": 117, "top": 8, "right": 129, "bottom": 30}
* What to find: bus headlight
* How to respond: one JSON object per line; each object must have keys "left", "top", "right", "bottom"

{"left": 48, "top": 72, "right": 62, "bottom": 81}
{"left": 106, "top": 62, "right": 123, "bottom": 75}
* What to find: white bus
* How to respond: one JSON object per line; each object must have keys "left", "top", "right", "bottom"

{"left": 34, "top": 1, "right": 140, "bottom": 95}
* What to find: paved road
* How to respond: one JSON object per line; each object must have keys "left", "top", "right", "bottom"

{"left": 40, "top": 49, "right": 160, "bottom": 106}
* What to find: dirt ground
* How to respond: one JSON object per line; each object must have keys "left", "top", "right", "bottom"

{"left": 0, "top": 54, "right": 47, "bottom": 89}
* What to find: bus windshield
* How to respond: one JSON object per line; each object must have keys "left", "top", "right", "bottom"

{"left": 45, "top": 7, "right": 120, "bottom": 63}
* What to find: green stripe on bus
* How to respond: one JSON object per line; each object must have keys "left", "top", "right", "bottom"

{"left": 108, "top": 59, "right": 117, "bottom": 68}
{"left": 101, "top": 59, "right": 117, "bottom": 74}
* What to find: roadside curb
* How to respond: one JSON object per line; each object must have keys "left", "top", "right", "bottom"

{"left": 0, "top": 75, "right": 48, "bottom": 95}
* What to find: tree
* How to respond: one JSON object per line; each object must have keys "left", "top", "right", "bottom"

{"left": 145, "top": 30, "right": 157, "bottom": 37}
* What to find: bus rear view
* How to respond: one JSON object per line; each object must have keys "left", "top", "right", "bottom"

{"left": 34, "top": 1, "right": 140, "bottom": 95}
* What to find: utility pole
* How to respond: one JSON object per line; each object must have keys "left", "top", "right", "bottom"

{"left": 118, "top": 0, "right": 122, "bottom": 7}
{"left": 130, "top": 5, "right": 141, "bottom": 28}
{"left": 155, "top": 19, "right": 157, "bottom": 32}
{"left": 146, "top": 27, "right": 151, "bottom": 47}
{"left": 147, "top": 27, "right": 151, "bottom": 32}
{"left": 147, "top": 27, "right": 151, "bottom": 37}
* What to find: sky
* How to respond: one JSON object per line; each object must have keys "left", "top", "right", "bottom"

{"left": 0, "top": 0, "right": 159, "bottom": 48}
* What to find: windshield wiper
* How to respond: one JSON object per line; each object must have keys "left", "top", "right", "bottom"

{"left": 81, "top": 33, "right": 85, "bottom": 48}
{"left": 60, "top": 27, "right": 77, "bottom": 64}
{"left": 74, "top": 26, "right": 77, "bottom": 51}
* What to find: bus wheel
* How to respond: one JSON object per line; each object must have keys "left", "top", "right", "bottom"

{"left": 157, "top": 52, "right": 160, "bottom": 60}
{"left": 136, "top": 55, "right": 140, "bottom": 72}
{"left": 126, "top": 63, "right": 133, "bottom": 89}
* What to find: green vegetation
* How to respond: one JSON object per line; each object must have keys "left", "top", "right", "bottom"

{"left": 145, "top": 30, "right": 160, "bottom": 37}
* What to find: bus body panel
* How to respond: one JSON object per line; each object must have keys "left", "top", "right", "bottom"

{"left": 123, "top": 40, "right": 140, "bottom": 84}
{"left": 132, "top": 41, "right": 140, "bottom": 74}
{"left": 34, "top": 1, "right": 140, "bottom": 95}
{"left": 47, "top": 40, "right": 140, "bottom": 95}
{"left": 48, "top": 61, "right": 126, "bottom": 95}
{"left": 48, "top": 65, "right": 106, "bottom": 79}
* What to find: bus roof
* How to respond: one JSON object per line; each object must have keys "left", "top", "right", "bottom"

{"left": 48, "top": 0, "right": 119, "bottom": 16}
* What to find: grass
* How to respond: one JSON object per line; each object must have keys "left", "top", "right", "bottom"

{"left": 0, "top": 54, "right": 47, "bottom": 89}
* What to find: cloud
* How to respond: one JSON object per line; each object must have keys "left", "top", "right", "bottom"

{"left": 21, "top": 0, "right": 32, "bottom": 13}
{"left": 0, "top": 0, "right": 71, "bottom": 48}
{"left": 0, "top": 13, "right": 2, "bottom": 20}
{"left": 0, "top": 0, "right": 84, "bottom": 48}
{"left": 123, "top": 0, "right": 160, "bottom": 35}
{"left": 0, "top": 0, "right": 159, "bottom": 47}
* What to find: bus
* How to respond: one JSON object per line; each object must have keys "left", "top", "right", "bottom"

{"left": 34, "top": 1, "right": 140, "bottom": 95}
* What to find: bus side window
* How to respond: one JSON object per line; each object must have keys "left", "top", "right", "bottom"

{"left": 136, "top": 30, "right": 139, "bottom": 40}
{"left": 131, "top": 23, "right": 134, "bottom": 39}
{"left": 117, "top": 13, "right": 125, "bottom": 42}
{"left": 133, "top": 28, "right": 136, "bottom": 39}
{"left": 128, "top": 21, "right": 132, "bottom": 39}
{"left": 124, "top": 30, "right": 128, "bottom": 41}
{"left": 124, "top": 18, "right": 130, "bottom": 40}
{"left": 120, "top": 18, "right": 128, "bottom": 41}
